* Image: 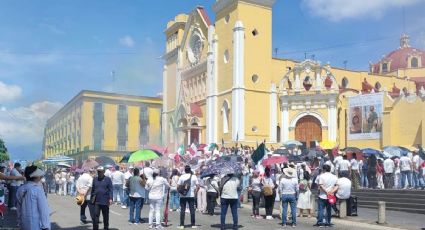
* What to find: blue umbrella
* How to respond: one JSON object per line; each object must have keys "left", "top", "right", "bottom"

{"left": 362, "top": 148, "right": 381, "bottom": 156}
{"left": 201, "top": 160, "right": 242, "bottom": 178}
{"left": 283, "top": 140, "right": 303, "bottom": 147}
{"left": 383, "top": 146, "right": 403, "bottom": 158}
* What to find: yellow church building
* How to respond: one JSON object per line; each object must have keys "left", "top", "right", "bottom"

{"left": 162, "top": 0, "right": 425, "bottom": 151}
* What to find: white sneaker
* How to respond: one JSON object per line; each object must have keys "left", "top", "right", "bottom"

{"left": 149, "top": 224, "right": 154, "bottom": 229}
{"left": 191, "top": 226, "right": 197, "bottom": 229}
{"left": 177, "top": 226, "right": 184, "bottom": 229}
{"left": 10, "top": 207, "right": 17, "bottom": 211}
{"left": 266, "top": 216, "right": 274, "bottom": 220}
{"left": 121, "top": 205, "right": 127, "bottom": 209}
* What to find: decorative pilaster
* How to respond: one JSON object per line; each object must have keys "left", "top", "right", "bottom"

{"left": 281, "top": 101, "right": 289, "bottom": 143}
{"left": 269, "top": 84, "right": 277, "bottom": 143}
{"left": 327, "top": 100, "right": 337, "bottom": 141}
{"left": 315, "top": 68, "right": 322, "bottom": 91}
{"left": 206, "top": 25, "right": 218, "bottom": 144}
{"left": 232, "top": 20, "right": 245, "bottom": 141}
{"left": 295, "top": 71, "right": 301, "bottom": 92}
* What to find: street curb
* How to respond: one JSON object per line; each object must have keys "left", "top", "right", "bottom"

{"left": 240, "top": 203, "right": 409, "bottom": 230}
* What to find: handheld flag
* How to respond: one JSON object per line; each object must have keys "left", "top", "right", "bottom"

{"left": 177, "top": 144, "right": 185, "bottom": 156}
{"left": 252, "top": 142, "right": 266, "bottom": 165}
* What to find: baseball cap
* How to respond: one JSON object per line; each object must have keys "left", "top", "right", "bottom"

{"left": 97, "top": 166, "right": 105, "bottom": 171}
{"left": 30, "top": 168, "right": 45, "bottom": 178}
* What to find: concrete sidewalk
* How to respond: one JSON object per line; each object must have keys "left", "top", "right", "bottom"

{"left": 0, "top": 208, "right": 19, "bottom": 230}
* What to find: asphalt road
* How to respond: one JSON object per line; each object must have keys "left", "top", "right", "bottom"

{"left": 40, "top": 195, "right": 410, "bottom": 230}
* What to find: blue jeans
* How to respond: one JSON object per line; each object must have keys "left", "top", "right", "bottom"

{"left": 401, "top": 171, "right": 412, "bottom": 188}
{"left": 169, "top": 190, "right": 180, "bottom": 210}
{"left": 281, "top": 194, "right": 296, "bottom": 225}
{"left": 113, "top": 184, "right": 124, "bottom": 203}
{"left": 220, "top": 198, "right": 238, "bottom": 230}
{"left": 68, "top": 182, "right": 75, "bottom": 196}
{"left": 317, "top": 198, "right": 332, "bottom": 225}
{"left": 129, "top": 197, "right": 144, "bottom": 223}
{"left": 412, "top": 171, "right": 424, "bottom": 188}
{"left": 361, "top": 171, "right": 368, "bottom": 188}
{"left": 237, "top": 190, "right": 241, "bottom": 208}
{"left": 242, "top": 175, "right": 249, "bottom": 190}
{"left": 123, "top": 188, "right": 129, "bottom": 207}
{"left": 8, "top": 186, "right": 18, "bottom": 208}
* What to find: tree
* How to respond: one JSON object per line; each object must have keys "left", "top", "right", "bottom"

{"left": 0, "top": 138, "right": 10, "bottom": 162}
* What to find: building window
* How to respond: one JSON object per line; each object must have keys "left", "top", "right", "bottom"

{"left": 224, "top": 49, "right": 230, "bottom": 64}
{"left": 93, "top": 102, "right": 104, "bottom": 151}
{"left": 382, "top": 63, "right": 388, "bottom": 73}
{"left": 139, "top": 105, "right": 149, "bottom": 146}
{"left": 117, "top": 105, "right": 128, "bottom": 151}
{"left": 411, "top": 57, "right": 418, "bottom": 68}
{"left": 252, "top": 74, "right": 259, "bottom": 83}
{"left": 224, "top": 14, "right": 230, "bottom": 24}
{"left": 252, "top": 29, "right": 259, "bottom": 36}
{"left": 221, "top": 101, "right": 230, "bottom": 134}
{"left": 341, "top": 77, "right": 349, "bottom": 89}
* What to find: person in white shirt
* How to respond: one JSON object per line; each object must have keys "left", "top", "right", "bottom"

{"left": 412, "top": 151, "right": 424, "bottom": 189}
{"left": 146, "top": 169, "right": 169, "bottom": 229}
{"left": 350, "top": 153, "right": 360, "bottom": 189}
{"left": 123, "top": 166, "right": 134, "bottom": 208}
{"left": 60, "top": 169, "right": 68, "bottom": 196}
{"left": 383, "top": 158, "right": 395, "bottom": 189}
{"left": 76, "top": 169, "right": 95, "bottom": 224}
{"left": 220, "top": 173, "right": 240, "bottom": 230}
{"left": 330, "top": 175, "right": 352, "bottom": 216}
{"left": 205, "top": 175, "right": 219, "bottom": 215}
{"left": 333, "top": 152, "right": 343, "bottom": 174}
{"left": 399, "top": 153, "right": 413, "bottom": 189}
{"left": 315, "top": 164, "right": 337, "bottom": 227}
{"left": 143, "top": 162, "right": 154, "bottom": 204}
{"left": 110, "top": 166, "right": 125, "bottom": 207}
{"left": 279, "top": 167, "right": 299, "bottom": 227}
{"left": 8, "top": 162, "right": 24, "bottom": 210}
{"left": 338, "top": 155, "right": 351, "bottom": 178}
{"left": 177, "top": 165, "right": 199, "bottom": 229}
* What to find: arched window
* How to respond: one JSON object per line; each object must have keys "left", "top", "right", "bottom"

{"left": 411, "top": 57, "right": 419, "bottom": 68}
{"left": 382, "top": 63, "right": 388, "bottom": 73}
{"left": 221, "top": 100, "right": 230, "bottom": 134}
{"left": 341, "top": 77, "right": 349, "bottom": 89}
{"left": 375, "top": 82, "right": 381, "bottom": 91}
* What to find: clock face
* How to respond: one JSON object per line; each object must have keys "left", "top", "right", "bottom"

{"left": 188, "top": 33, "right": 203, "bottom": 64}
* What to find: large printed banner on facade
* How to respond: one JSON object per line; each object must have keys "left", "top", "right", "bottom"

{"left": 348, "top": 92, "right": 384, "bottom": 140}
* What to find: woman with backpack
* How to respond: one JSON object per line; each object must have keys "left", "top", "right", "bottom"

{"left": 297, "top": 171, "right": 312, "bottom": 218}
{"left": 168, "top": 169, "right": 180, "bottom": 212}
{"left": 262, "top": 167, "right": 276, "bottom": 220}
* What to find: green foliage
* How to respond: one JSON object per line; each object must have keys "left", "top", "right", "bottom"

{"left": 0, "top": 138, "right": 10, "bottom": 161}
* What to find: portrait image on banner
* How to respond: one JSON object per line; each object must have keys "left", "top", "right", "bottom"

{"left": 348, "top": 92, "right": 383, "bottom": 140}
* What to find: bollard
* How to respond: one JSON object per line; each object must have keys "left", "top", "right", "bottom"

{"left": 378, "top": 201, "right": 386, "bottom": 224}
{"left": 243, "top": 189, "right": 248, "bottom": 204}
{"left": 339, "top": 200, "right": 347, "bottom": 218}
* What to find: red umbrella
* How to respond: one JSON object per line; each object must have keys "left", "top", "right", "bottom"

{"left": 262, "top": 156, "right": 288, "bottom": 166}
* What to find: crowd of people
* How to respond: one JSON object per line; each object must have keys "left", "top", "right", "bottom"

{"left": 1, "top": 144, "right": 424, "bottom": 230}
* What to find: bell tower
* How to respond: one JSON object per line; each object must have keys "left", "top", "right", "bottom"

{"left": 212, "top": 0, "right": 275, "bottom": 142}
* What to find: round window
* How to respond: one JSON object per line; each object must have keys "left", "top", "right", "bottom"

{"left": 224, "top": 49, "right": 230, "bottom": 64}
{"left": 252, "top": 74, "right": 259, "bottom": 83}
{"left": 252, "top": 126, "right": 258, "bottom": 132}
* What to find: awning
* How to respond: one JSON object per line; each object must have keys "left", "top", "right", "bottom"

{"left": 190, "top": 103, "right": 203, "bottom": 117}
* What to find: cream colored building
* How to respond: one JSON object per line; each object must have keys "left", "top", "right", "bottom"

{"left": 43, "top": 90, "right": 162, "bottom": 162}
{"left": 162, "top": 0, "right": 425, "bottom": 151}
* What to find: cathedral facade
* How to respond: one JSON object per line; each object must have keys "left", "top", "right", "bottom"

{"left": 162, "top": 0, "right": 425, "bottom": 151}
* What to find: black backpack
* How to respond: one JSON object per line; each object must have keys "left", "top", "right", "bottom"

{"left": 177, "top": 174, "right": 192, "bottom": 196}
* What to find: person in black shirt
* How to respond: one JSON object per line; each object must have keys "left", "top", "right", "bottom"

{"left": 91, "top": 166, "right": 113, "bottom": 230}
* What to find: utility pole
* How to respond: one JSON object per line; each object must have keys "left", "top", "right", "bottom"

{"left": 274, "top": 48, "right": 279, "bottom": 57}
{"left": 343, "top": 60, "right": 348, "bottom": 69}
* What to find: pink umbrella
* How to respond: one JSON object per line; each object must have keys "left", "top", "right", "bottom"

{"left": 81, "top": 159, "right": 99, "bottom": 170}
{"left": 262, "top": 156, "right": 288, "bottom": 166}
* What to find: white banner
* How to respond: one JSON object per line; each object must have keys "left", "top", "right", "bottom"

{"left": 348, "top": 92, "right": 383, "bottom": 140}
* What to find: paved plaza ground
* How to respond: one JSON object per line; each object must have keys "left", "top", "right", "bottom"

{"left": 2, "top": 195, "right": 423, "bottom": 230}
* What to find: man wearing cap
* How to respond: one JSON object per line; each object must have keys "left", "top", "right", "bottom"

{"left": 278, "top": 167, "right": 298, "bottom": 227}
{"left": 16, "top": 165, "right": 51, "bottom": 230}
{"left": 123, "top": 166, "right": 134, "bottom": 208}
{"left": 314, "top": 164, "right": 337, "bottom": 227}
{"left": 76, "top": 168, "right": 95, "bottom": 224}
{"left": 91, "top": 166, "right": 113, "bottom": 230}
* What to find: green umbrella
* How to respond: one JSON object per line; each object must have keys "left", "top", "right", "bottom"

{"left": 128, "top": 149, "right": 160, "bottom": 163}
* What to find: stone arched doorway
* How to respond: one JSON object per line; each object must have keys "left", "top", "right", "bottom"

{"left": 295, "top": 115, "right": 322, "bottom": 148}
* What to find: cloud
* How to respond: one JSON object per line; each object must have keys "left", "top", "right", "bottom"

{"left": 301, "top": 0, "right": 422, "bottom": 21}
{"left": 119, "top": 35, "right": 135, "bottom": 48}
{"left": 0, "top": 81, "right": 22, "bottom": 103}
{"left": 0, "top": 101, "right": 62, "bottom": 148}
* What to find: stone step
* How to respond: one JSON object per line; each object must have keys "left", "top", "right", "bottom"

{"left": 359, "top": 204, "right": 425, "bottom": 214}
{"left": 355, "top": 196, "right": 422, "bottom": 204}
{"left": 357, "top": 200, "right": 425, "bottom": 214}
